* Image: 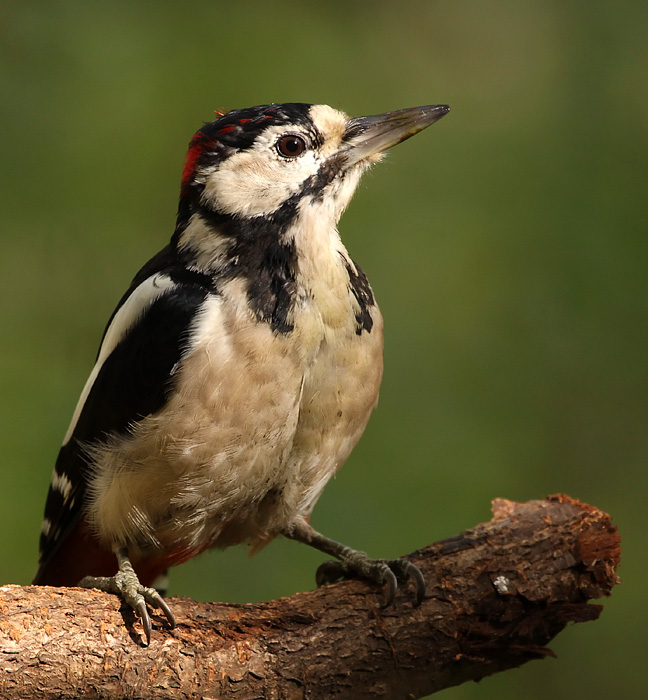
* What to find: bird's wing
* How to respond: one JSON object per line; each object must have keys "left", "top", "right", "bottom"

{"left": 34, "top": 253, "right": 214, "bottom": 585}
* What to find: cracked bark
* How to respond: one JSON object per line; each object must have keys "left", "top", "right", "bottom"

{"left": 0, "top": 495, "right": 620, "bottom": 699}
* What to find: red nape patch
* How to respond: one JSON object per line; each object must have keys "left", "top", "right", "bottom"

{"left": 181, "top": 136, "right": 207, "bottom": 188}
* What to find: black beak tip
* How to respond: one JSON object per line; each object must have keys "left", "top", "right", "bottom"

{"left": 425, "top": 104, "right": 450, "bottom": 121}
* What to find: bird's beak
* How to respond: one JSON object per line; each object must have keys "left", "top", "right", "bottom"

{"left": 342, "top": 104, "right": 450, "bottom": 165}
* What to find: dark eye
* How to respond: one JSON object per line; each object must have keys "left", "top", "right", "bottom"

{"left": 276, "top": 134, "right": 307, "bottom": 158}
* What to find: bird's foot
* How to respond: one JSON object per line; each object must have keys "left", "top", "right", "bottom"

{"left": 78, "top": 548, "right": 175, "bottom": 644}
{"left": 316, "top": 552, "right": 426, "bottom": 607}
{"left": 284, "top": 519, "right": 426, "bottom": 606}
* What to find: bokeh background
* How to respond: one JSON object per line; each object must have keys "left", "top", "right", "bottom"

{"left": 1, "top": 1, "right": 646, "bottom": 697}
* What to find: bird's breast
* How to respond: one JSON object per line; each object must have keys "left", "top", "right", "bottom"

{"left": 87, "top": 265, "right": 383, "bottom": 556}
{"left": 288, "top": 281, "right": 384, "bottom": 515}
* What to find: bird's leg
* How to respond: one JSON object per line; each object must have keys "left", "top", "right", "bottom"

{"left": 285, "top": 518, "right": 426, "bottom": 606}
{"left": 78, "top": 546, "right": 175, "bottom": 644}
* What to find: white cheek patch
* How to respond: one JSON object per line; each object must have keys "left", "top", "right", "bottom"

{"left": 197, "top": 106, "right": 360, "bottom": 221}
{"left": 201, "top": 126, "right": 321, "bottom": 218}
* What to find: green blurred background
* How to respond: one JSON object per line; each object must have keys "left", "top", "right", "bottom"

{"left": 1, "top": 1, "right": 646, "bottom": 697}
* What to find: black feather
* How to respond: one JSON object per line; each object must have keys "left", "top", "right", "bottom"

{"left": 35, "top": 255, "right": 212, "bottom": 575}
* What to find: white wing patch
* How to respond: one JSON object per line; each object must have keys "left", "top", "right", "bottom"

{"left": 51, "top": 469, "right": 73, "bottom": 501}
{"left": 62, "top": 273, "right": 177, "bottom": 445}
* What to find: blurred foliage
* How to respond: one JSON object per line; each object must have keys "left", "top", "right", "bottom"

{"left": 1, "top": 1, "right": 646, "bottom": 698}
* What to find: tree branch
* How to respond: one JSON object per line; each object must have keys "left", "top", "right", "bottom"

{"left": 0, "top": 495, "right": 620, "bottom": 699}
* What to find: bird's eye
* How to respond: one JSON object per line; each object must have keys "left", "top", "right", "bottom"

{"left": 276, "top": 134, "right": 307, "bottom": 158}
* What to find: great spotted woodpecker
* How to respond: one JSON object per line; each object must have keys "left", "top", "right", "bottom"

{"left": 34, "top": 102, "right": 450, "bottom": 643}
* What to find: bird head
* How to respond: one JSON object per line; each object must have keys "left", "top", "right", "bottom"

{"left": 172, "top": 103, "right": 449, "bottom": 332}
{"left": 175, "top": 102, "right": 449, "bottom": 238}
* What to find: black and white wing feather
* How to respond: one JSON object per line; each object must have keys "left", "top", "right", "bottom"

{"left": 34, "top": 248, "right": 213, "bottom": 585}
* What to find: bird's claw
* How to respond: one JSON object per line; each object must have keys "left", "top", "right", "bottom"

{"left": 79, "top": 571, "right": 176, "bottom": 645}
{"left": 130, "top": 587, "right": 175, "bottom": 645}
{"left": 315, "top": 554, "right": 425, "bottom": 607}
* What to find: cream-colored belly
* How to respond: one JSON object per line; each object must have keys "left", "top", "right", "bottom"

{"left": 87, "top": 289, "right": 383, "bottom": 559}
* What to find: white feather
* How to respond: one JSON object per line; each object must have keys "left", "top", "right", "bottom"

{"left": 62, "top": 273, "right": 177, "bottom": 445}
{"left": 51, "top": 469, "right": 73, "bottom": 501}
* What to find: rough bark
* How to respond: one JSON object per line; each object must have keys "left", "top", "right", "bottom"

{"left": 0, "top": 495, "right": 620, "bottom": 699}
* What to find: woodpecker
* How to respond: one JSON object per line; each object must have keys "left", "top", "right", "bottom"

{"left": 34, "top": 102, "right": 450, "bottom": 643}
